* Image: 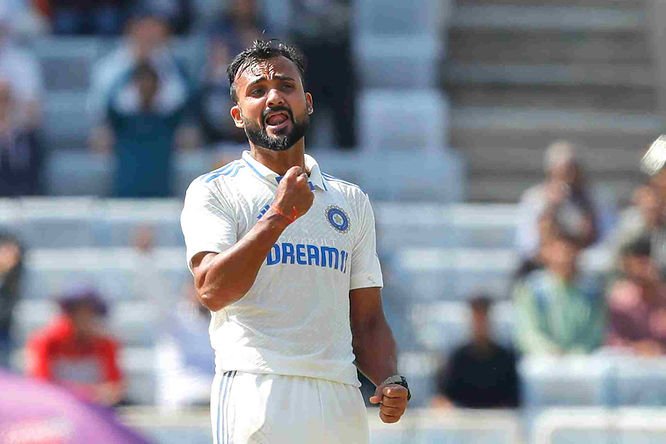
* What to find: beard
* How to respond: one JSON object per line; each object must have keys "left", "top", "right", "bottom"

{"left": 243, "top": 106, "right": 310, "bottom": 152}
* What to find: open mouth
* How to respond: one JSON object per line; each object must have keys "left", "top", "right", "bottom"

{"left": 264, "top": 111, "right": 291, "bottom": 131}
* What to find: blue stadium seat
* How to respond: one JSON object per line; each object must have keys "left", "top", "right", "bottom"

{"left": 31, "top": 37, "right": 103, "bottom": 91}
{"left": 358, "top": 89, "right": 449, "bottom": 152}
{"left": 521, "top": 356, "right": 610, "bottom": 408}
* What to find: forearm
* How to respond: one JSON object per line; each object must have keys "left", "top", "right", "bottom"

{"left": 196, "top": 211, "right": 289, "bottom": 311}
{"left": 352, "top": 314, "right": 398, "bottom": 386}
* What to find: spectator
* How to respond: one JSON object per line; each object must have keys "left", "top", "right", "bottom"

{"left": 155, "top": 281, "right": 213, "bottom": 410}
{"left": 88, "top": 8, "right": 193, "bottom": 154}
{"left": 516, "top": 141, "right": 599, "bottom": 259}
{"left": 49, "top": 0, "right": 128, "bottom": 36}
{"left": 0, "top": 80, "right": 42, "bottom": 197}
{"left": 612, "top": 184, "right": 666, "bottom": 276}
{"left": 607, "top": 236, "right": 666, "bottom": 355}
{"left": 26, "top": 288, "right": 124, "bottom": 407}
{"left": 514, "top": 226, "right": 606, "bottom": 355}
{"left": 289, "top": 0, "right": 357, "bottom": 149}
{"left": 106, "top": 61, "right": 189, "bottom": 197}
{"left": 0, "top": 232, "right": 23, "bottom": 368}
{"left": 432, "top": 295, "right": 520, "bottom": 409}
{"left": 0, "top": 7, "right": 44, "bottom": 129}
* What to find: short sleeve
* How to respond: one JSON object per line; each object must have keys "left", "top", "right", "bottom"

{"left": 181, "top": 179, "right": 238, "bottom": 272}
{"left": 350, "top": 193, "right": 383, "bottom": 290}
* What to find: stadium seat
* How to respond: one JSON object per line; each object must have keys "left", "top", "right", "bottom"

{"left": 44, "top": 150, "right": 110, "bottom": 196}
{"left": 43, "top": 91, "right": 92, "bottom": 150}
{"left": 520, "top": 356, "right": 610, "bottom": 408}
{"left": 354, "top": 35, "right": 443, "bottom": 88}
{"left": 358, "top": 89, "right": 449, "bottom": 152}
{"left": 22, "top": 247, "right": 189, "bottom": 301}
{"left": 12, "top": 197, "right": 97, "bottom": 248}
{"left": 31, "top": 37, "right": 102, "bottom": 91}
{"left": 92, "top": 199, "right": 184, "bottom": 247}
{"left": 354, "top": 0, "right": 449, "bottom": 37}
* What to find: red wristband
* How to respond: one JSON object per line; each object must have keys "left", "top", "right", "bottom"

{"left": 271, "top": 205, "right": 297, "bottom": 224}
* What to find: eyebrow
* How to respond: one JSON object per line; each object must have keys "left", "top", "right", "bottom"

{"left": 245, "top": 75, "right": 297, "bottom": 91}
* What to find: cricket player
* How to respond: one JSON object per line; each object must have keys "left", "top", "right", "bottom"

{"left": 181, "top": 39, "right": 409, "bottom": 443}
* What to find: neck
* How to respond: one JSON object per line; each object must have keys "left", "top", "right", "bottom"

{"left": 250, "top": 140, "right": 306, "bottom": 175}
{"left": 551, "top": 266, "right": 576, "bottom": 283}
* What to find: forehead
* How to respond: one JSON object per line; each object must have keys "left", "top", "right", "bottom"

{"left": 235, "top": 56, "right": 301, "bottom": 87}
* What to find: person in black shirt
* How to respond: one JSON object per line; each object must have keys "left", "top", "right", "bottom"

{"left": 432, "top": 295, "right": 520, "bottom": 409}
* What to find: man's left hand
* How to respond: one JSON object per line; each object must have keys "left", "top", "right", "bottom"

{"left": 369, "top": 384, "right": 409, "bottom": 423}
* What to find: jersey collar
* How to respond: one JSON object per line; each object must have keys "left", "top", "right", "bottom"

{"left": 241, "top": 150, "right": 328, "bottom": 191}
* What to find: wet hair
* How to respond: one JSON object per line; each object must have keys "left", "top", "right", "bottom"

{"left": 227, "top": 39, "right": 306, "bottom": 103}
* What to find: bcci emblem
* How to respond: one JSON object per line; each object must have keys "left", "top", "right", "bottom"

{"left": 326, "top": 205, "right": 350, "bottom": 234}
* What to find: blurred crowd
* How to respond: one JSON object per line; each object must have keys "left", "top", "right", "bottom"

{"left": 1, "top": 0, "right": 666, "bottom": 417}
{"left": 0, "top": 0, "right": 357, "bottom": 198}
{"left": 432, "top": 140, "right": 666, "bottom": 410}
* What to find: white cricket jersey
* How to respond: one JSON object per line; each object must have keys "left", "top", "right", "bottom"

{"left": 180, "top": 150, "right": 383, "bottom": 387}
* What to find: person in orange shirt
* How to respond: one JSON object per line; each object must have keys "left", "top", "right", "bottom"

{"left": 27, "top": 288, "right": 124, "bottom": 406}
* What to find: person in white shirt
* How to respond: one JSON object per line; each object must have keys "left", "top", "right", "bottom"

{"left": 181, "top": 39, "right": 409, "bottom": 444}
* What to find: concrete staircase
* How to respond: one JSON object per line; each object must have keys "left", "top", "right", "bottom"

{"left": 444, "top": 0, "right": 663, "bottom": 202}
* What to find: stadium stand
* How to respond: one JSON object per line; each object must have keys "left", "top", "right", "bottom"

{"left": 444, "top": 0, "right": 658, "bottom": 202}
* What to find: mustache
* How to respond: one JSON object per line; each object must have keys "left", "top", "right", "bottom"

{"left": 262, "top": 106, "right": 294, "bottom": 124}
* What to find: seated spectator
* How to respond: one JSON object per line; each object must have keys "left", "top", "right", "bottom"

{"left": 49, "top": 0, "right": 128, "bottom": 36}
{"left": 516, "top": 141, "right": 599, "bottom": 259}
{"left": 106, "top": 61, "right": 189, "bottom": 197}
{"left": 432, "top": 295, "right": 520, "bottom": 409}
{"left": 88, "top": 8, "right": 194, "bottom": 154}
{"left": 155, "top": 282, "right": 213, "bottom": 410}
{"left": 26, "top": 288, "right": 125, "bottom": 407}
{"left": 607, "top": 236, "right": 666, "bottom": 355}
{"left": 0, "top": 80, "right": 42, "bottom": 196}
{"left": 0, "top": 9, "right": 43, "bottom": 129}
{"left": 0, "top": 231, "right": 23, "bottom": 368}
{"left": 514, "top": 226, "right": 606, "bottom": 355}
{"left": 612, "top": 184, "right": 666, "bottom": 276}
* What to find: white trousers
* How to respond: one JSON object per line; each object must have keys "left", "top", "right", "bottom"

{"left": 210, "top": 371, "right": 369, "bottom": 444}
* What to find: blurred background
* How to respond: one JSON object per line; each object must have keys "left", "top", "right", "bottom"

{"left": 2, "top": 0, "right": 666, "bottom": 443}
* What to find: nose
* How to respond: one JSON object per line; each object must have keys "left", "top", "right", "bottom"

{"left": 266, "top": 87, "right": 285, "bottom": 108}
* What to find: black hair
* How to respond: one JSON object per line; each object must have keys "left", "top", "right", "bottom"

{"left": 227, "top": 39, "right": 306, "bottom": 103}
{"left": 468, "top": 294, "right": 493, "bottom": 312}
{"left": 621, "top": 235, "right": 652, "bottom": 258}
{"left": 133, "top": 61, "right": 159, "bottom": 82}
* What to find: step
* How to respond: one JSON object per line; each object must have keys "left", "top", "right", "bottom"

{"left": 444, "top": 62, "right": 653, "bottom": 88}
{"left": 451, "top": 106, "right": 662, "bottom": 134}
{"left": 452, "top": 5, "right": 646, "bottom": 32}
{"left": 447, "top": 85, "right": 656, "bottom": 113}
{"left": 466, "top": 174, "right": 642, "bottom": 203}
{"left": 448, "top": 30, "right": 649, "bottom": 64}
{"left": 456, "top": 0, "right": 644, "bottom": 8}
{"left": 463, "top": 146, "right": 645, "bottom": 175}
{"left": 452, "top": 127, "right": 657, "bottom": 155}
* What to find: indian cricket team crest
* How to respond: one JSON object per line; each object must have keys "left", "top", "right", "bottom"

{"left": 326, "top": 205, "right": 350, "bottom": 234}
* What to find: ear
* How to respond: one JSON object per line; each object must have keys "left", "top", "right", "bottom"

{"left": 230, "top": 105, "right": 244, "bottom": 128}
{"left": 305, "top": 92, "right": 314, "bottom": 115}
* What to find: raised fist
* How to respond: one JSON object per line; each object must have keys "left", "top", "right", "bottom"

{"left": 272, "top": 166, "right": 314, "bottom": 222}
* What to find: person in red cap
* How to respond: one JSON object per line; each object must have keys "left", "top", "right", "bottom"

{"left": 26, "top": 288, "right": 124, "bottom": 406}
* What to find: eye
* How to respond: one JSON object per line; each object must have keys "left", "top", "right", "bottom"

{"left": 281, "top": 84, "right": 295, "bottom": 91}
{"left": 250, "top": 88, "right": 265, "bottom": 97}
